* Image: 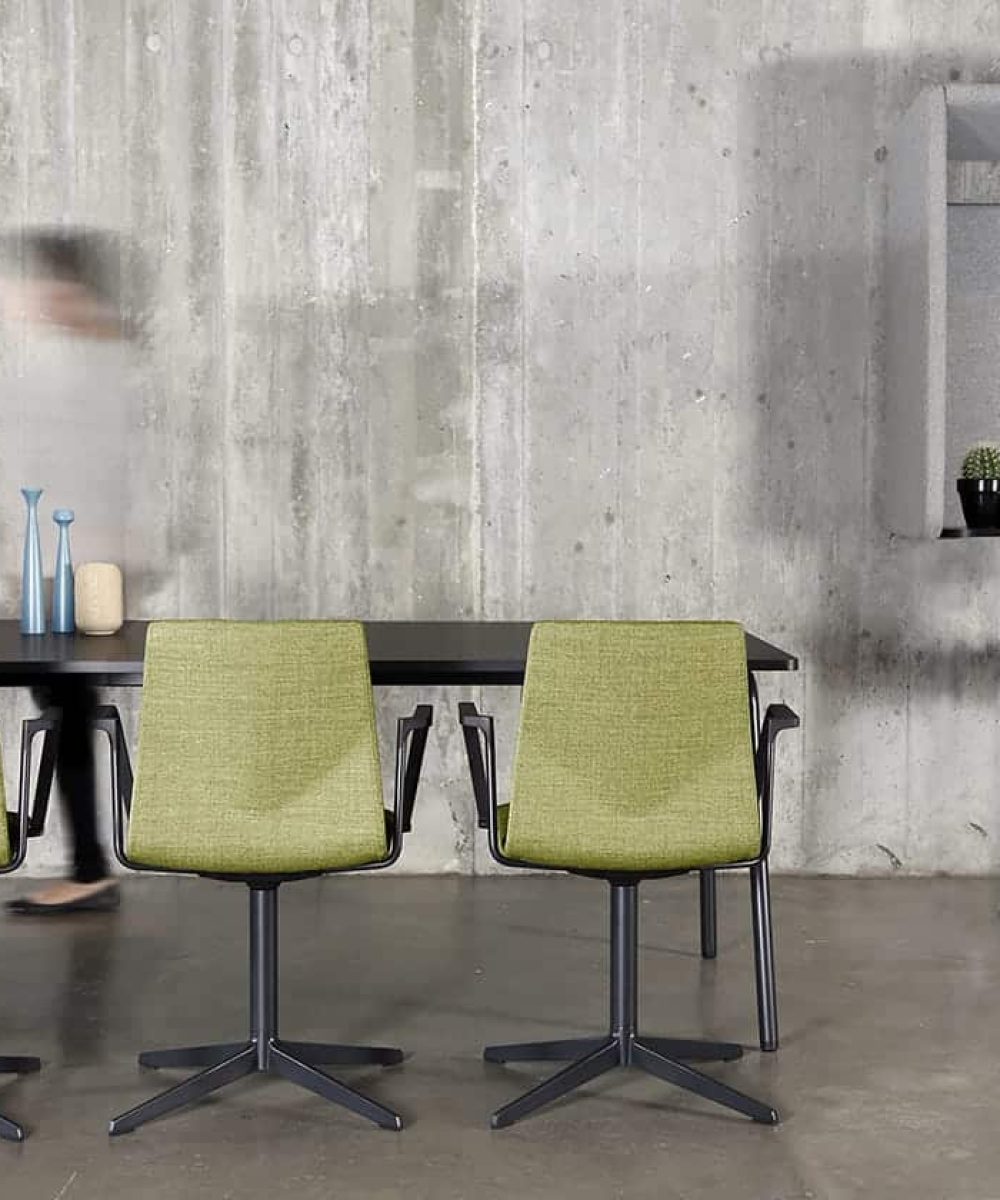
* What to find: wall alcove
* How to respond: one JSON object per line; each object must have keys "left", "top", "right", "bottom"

{"left": 885, "top": 84, "right": 1000, "bottom": 537}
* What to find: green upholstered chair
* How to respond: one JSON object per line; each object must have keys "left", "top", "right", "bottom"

{"left": 95, "top": 621, "right": 432, "bottom": 1136}
{"left": 459, "top": 621, "right": 798, "bottom": 1129}
{"left": 0, "top": 724, "right": 47, "bottom": 1142}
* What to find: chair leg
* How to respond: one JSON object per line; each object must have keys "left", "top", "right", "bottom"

{"left": 639, "top": 1036, "right": 743, "bottom": 1063}
{"left": 269, "top": 1042, "right": 402, "bottom": 1130}
{"left": 632, "top": 1040, "right": 778, "bottom": 1125}
{"left": 109, "top": 1045, "right": 257, "bottom": 1136}
{"left": 750, "top": 860, "right": 779, "bottom": 1051}
{"left": 138, "top": 1043, "right": 247, "bottom": 1070}
{"left": 490, "top": 1040, "right": 620, "bottom": 1130}
{"left": 0, "top": 1055, "right": 41, "bottom": 1142}
{"left": 484, "top": 1037, "right": 607, "bottom": 1064}
{"left": 699, "top": 869, "right": 718, "bottom": 959}
{"left": 0, "top": 1113, "right": 25, "bottom": 1143}
{"left": 276, "top": 1040, "right": 403, "bottom": 1067}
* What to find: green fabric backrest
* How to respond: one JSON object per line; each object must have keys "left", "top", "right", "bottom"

{"left": 503, "top": 621, "right": 761, "bottom": 873}
{"left": 127, "top": 621, "right": 387, "bottom": 874}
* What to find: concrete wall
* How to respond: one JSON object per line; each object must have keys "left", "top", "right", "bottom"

{"left": 2, "top": 2, "right": 1000, "bottom": 876}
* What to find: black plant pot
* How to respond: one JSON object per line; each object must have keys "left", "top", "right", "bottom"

{"left": 958, "top": 478, "right": 1000, "bottom": 529}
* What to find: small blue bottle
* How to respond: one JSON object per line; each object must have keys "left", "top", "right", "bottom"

{"left": 20, "top": 488, "right": 45, "bottom": 635}
{"left": 52, "top": 509, "right": 75, "bottom": 634}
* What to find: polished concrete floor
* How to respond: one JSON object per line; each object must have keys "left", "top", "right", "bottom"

{"left": 0, "top": 873, "right": 998, "bottom": 1199}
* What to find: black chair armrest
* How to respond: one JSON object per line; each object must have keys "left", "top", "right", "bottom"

{"left": 3, "top": 810, "right": 22, "bottom": 872}
{"left": 395, "top": 704, "right": 433, "bottom": 834}
{"left": 459, "top": 701, "right": 491, "bottom": 829}
{"left": 458, "top": 703, "right": 516, "bottom": 867}
{"left": 761, "top": 704, "right": 799, "bottom": 738}
{"left": 756, "top": 703, "right": 800, "bottom": 857}
{"left": 23, "top": 710, "right": 61, "bottom": 838}
{"left": 91, "top": 705, "right": 135, "bottom": 868}
{"left": 2, "top": 712, "right": 59, "bottom": 873}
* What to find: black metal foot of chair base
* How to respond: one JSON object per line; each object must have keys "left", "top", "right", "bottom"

{"left": 110, "top": 1039, "right": 404, "bottom": 1136}
{"left": 484, "top": 1035, "right": 777, "bottom": 1130}
{"left": 0, "top": 1055, "right": 41, "bottom": 1143}
{"left": 137, "top": 1039, "right": 404, "bottom": 1071}
{"left": 0, "top": 1114, "right": 24, "bottom": 1143}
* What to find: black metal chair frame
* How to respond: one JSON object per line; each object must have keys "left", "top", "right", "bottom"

{"left": 93, "top": 701, "right": 432, "bottom": 1137}
{"left": 697, "top": 675, "right": 783, "bottom": 1049}
{"left": 459, "top": 685, "right": 798, "bottom": 1130}
{"left": 0, "top": 714, "right": 59, "bottom": 1142}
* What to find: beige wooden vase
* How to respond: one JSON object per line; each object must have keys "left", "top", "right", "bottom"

{"left": 74, "top": 562, "right": 124, "bottom": 635}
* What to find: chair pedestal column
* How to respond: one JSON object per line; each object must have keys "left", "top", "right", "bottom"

{"left": 483, "top": 881, "right": 779, "bottom": 1130}
{"left": 109, "top": 885, "right": 405, "bottom": 1136}
{"left": 250, "top": 885, "right": 279, "bottom": 1070}
{"left": 610, "top": 882, "right": 638, "bottom": 1058}
{"left": 699, "top": 868, "right": 718, "bottom": 958}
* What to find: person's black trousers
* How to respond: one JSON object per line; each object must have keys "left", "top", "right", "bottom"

{"left": 31, "top": 682, "right": 109, "bottom": 883}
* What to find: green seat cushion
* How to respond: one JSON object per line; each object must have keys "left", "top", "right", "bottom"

{"left": 127, "top": 621, "right": 387, "bottom": 874}
{"left": 503, "top": 621, "right": 761, "bottom": 873}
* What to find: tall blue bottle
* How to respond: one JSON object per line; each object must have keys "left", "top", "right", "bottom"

{"left": 20, "top": 487, "right": 45, "bottom": 635}
{"left": 52, "top": 509, "right": 75, "bottom": 634}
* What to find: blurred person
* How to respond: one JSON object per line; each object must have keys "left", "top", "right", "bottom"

{"left": 0, "top": 228, "right": 133, "bottom": 914}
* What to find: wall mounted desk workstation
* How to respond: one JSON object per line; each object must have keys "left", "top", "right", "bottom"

{"left": 0, "top": 620, "right": 798, "bottom": 688}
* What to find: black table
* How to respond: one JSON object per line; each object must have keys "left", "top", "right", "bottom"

{"left": 0, "top": 620, "right": 797, "bottom": 688}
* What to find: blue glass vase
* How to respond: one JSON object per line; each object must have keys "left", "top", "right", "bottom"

{"left": 52, "top": 508, "right": 75, "bottom": 634}
{"left": 20, "top": 487, "right": 45, "bottom": 635}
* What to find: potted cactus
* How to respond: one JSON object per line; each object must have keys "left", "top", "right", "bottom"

{"left": 958, "top": 444, "right": 1000, "bottom": 529}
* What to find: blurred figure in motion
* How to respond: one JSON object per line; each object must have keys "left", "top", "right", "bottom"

{"left": 0, "top": 227, "right": 133, "bottom": 914}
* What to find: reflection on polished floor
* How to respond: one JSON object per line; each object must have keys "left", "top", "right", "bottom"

{"left": 0, "top": 873, "right": 997, "bottom": 1199}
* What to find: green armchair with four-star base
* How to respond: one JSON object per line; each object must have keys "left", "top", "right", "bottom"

{"left": 94, "top": 620, "right": 432, "bottom": 1137}
{"left": 459, "top": 620, "right": 798, "bottom": 1130}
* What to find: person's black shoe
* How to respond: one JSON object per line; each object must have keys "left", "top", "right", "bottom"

{"left": 5, "top": 881, "right": 120, "bottom": 916}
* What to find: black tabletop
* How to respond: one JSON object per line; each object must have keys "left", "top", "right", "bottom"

{"left": 0, "top": 620, "right": 797, "bottom": 688}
